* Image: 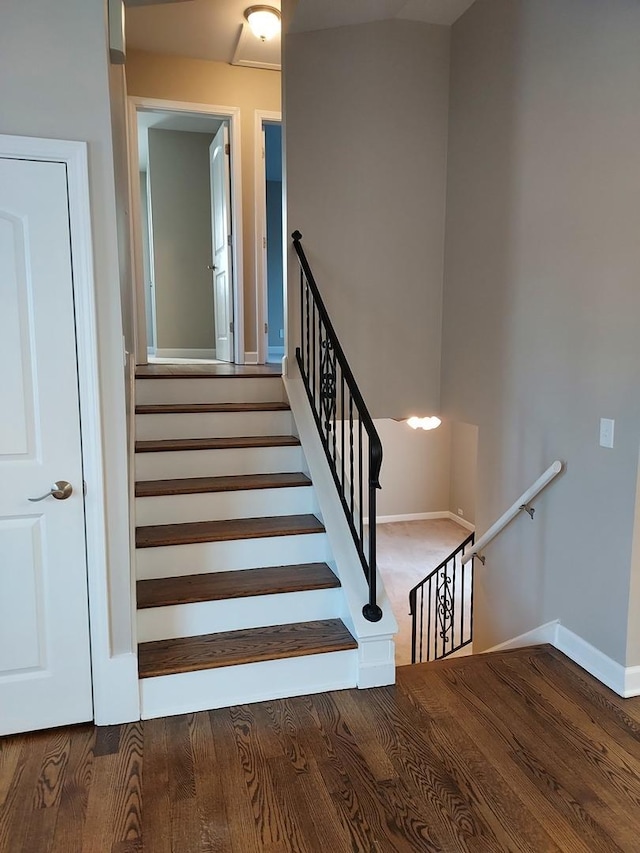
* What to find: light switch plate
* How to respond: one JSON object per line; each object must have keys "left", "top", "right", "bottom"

{"left": 600, "top": 418, "right": 615, "bottom": 449}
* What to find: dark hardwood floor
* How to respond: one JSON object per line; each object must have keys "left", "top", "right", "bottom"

{"left": 3, "top": 645, "right": 640, "bottom": 852}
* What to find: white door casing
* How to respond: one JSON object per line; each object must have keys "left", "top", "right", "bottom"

{"left": 127, "top": 97, "right": 245, "bottom": 365}
{"left": 210, "top": 124, "right": 234, "bottom": 363}
{"left": 0, "top": 156, "right": 93, "bottom": 735}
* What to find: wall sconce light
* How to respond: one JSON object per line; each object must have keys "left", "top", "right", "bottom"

{"left": 244, "top": 6, "right": 281, "bottom": 41}
{"left": 406, "top": 416, "right": 442, "bottom": 431}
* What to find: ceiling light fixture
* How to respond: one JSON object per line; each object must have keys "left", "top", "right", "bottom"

{"left": 406, "top": 416, "right": 442, "bottom": 431}
{"left": 244, "top": 5, "right": 281, "bottom": 41}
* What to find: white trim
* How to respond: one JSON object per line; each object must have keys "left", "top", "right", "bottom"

{"left": 554, "top": 624, "right": 630, "bottom": 697}
{"left": 363, "top": 510, "right": 476, "bottom": 529}
{"left": 462, "top": 461, "right": 564, "bottom": 565}
{"left": 153, "top": 348, "right": 216, "bottom": 360}
{"left": 140, "top": 650, "right": 357, "bottom": 719}
{"left": 127, "top": 97, "right": 245, "bottom": 365}
{"left": 485, "top": 619, "right": 640, "bottom": 699}
{"left": 0, "top": 134, "right": 139, "bottom": 724}
{"left": 254, "top": 110, "right": 282, "bottom": 365}
{"left": 624, "top": 666, "right": 640, "bottom": 698}
{"left": 244, "top": 351, "right": 259, "bottom": 364}
{"left": 284, "top": 368, "right": 398, "bottom": 661}
{"left": 447, "top": 512, "right": 476, "bottom": 532}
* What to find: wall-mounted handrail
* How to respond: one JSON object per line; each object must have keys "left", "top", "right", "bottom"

{"left": 291, "top": 230, "right": 383, "bottom": 622}
{"left": 461, "top": 460, "right": 564, "bottom": 565}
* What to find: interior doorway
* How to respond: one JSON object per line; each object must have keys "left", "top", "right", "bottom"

{"left": 255, "top": 112, "right": 284, "bottom": 364}
{"left": 128, "top": 98, "right": 244, "bottom": 365}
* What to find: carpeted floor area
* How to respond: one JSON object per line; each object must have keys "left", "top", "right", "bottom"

{"left": 376, "top": 518, "right": 470, "bottom": 666}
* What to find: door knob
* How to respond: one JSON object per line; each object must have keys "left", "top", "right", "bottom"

{"left": 207, "top": 264, "right": 218, "bottom": 271}
{"left": 28, "top": 481, "right": 73, "bottom": 502}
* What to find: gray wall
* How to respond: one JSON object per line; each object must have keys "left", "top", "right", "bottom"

{"left": 375, "top": 420, "right": 452, "bottom": 518}
{"left": 285, "top": 19, "right": 450, "bottom": 418}
{"left": 442, "top": 0, "right": 640, "bottom": 664}
{"left": 147, "top": 129, "right": 215, "bottom": 351}
{"left": 0, "top": 0, "right": 132, "bottom": 654}
{"left": 449, "top": 422, "right": 478, "bottom": 526}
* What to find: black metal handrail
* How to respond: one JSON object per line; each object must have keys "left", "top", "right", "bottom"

{"left": 409, "top": 532, "right": 475, "bottom": 662}
{"left": 292, "top": 230, "right": 382, "bottom": 622}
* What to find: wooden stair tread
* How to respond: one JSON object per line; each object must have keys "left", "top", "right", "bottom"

{"left": 135, "top": 472, "right": 312, "bottom": 498}
{"left": 135, "top": 402, "right": 290, "bottom": 415}
{"left": 138, "top": 618, "right": 357, "bottom": 677}
{"left": 136, "top": 514, "right": 325, "bottom": 548}
{"left": 135, "top": 435, "right": 300, "bottom": 453}
{"left": 135, "top": 364, "right": 282, "bottom": 379}
{"left": 137, "top": 563, "right": 339, "bottom": 609}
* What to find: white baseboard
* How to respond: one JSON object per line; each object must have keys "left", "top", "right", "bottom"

{"left": 154, "top": 348, "right": 216, "bottom": 359}
{"left": 447, "top": 511, "right": 475, "bottom": 532}
{"left": 244, "top": 351, "right": 258, "bottom": 364}
{"left": 487, "top": 620, "right": 640, "bottom": 699}
{"left": 370, "top": 511, "right": 475, "bottom": 530}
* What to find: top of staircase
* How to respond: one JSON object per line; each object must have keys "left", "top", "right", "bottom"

{"left": 136, "top": 363, "right": 282, "bottom": 379}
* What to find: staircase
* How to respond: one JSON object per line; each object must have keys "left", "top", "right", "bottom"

{"left": 133, "top": 364, "right": 359, "bottom": 719}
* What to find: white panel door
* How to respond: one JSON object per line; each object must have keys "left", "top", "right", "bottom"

{"left": 209, "top": 125, "right": 234, "bottom": 363}
{"left": 0, "top": 157, "right": 93, "bottom": 735}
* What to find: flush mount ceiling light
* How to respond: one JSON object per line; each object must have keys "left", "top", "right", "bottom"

{"left": 406, "top": 416, "right": 442, "bottom": 431}
{"left": 244, "top": 5, "right": 281, "bottom": 41}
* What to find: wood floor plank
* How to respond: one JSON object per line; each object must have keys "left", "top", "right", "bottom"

{"left": 136, "top": 563, "right": 339, "bottom": 609}
{"left": 4, "top": 647, "right": 640, "bottom": 852}
{"left": 140, "top": 718, "right": 171, "bottom": 853}
{"left": 187, "top": 711, "right": 233, "bottom": 852}
{"left": 135, "top": 471, "right": 311, "bottom": 498}
{"left": 135, "top": 401, "right": 290, "bottom": 414}
{"left": 50, "top": 725, "right": 97, "bottom": 853}
{"left": 138, "top": 618, "right": 357, "bottom": 678}
{"left": 135, "top": 514, "right": 325, "bottom": 549}
{"left": 135, "top": 435, "right": 299, "bottom": 453}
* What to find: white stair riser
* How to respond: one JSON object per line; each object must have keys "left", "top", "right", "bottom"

{"left": 140, "top": 649, "right": 358, "bottom": 719}
{"left": 135, "top": 486, "right": 316, "bottom": 526}
{"left": 136, "top": 532, "right": 330, "bottom": 580}
{"left": 136, "top": 377, "right": 286, "bottom": 405}
{"left": 135, "top": 445, "right": 305, "bottom": 480}
{"left": 137, "top": 588, "right": 342, "bottom": 643}
{"left": 136, "top": 410, "right": 294, "bottom": 441}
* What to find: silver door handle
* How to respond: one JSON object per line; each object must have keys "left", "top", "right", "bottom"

{"left": 207, "top": 264, "right": 217, "bottom": 270}
{"left": 28, "top": 481, "right": 73, "bottom": 502}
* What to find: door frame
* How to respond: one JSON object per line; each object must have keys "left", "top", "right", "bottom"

{"left": 254, "top": 110, "right": 283, "bottom": 365}
{"left": 0, "top": 134, "right": 118, "bottom": 724}
{"left": 127, "top": 96, "right": 244, "bottom": 365}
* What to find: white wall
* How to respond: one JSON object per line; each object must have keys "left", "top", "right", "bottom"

{"left": 0, "top": 0, "right": 136, "bottom": 718}
{"left": 442, "top": 0, "right": 640, "bottom": 664}
{"left": 285, "top": 19, "right": 450, "bottom": 418}
{"left": 147, "top": 128, "right": 215, "bottom": 351}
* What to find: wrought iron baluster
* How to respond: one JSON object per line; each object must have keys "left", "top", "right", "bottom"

{"left": 349, "top": 396, "right": 354, "bottom": 515}
{"left": 358, "top": 419, "right": 363, "bottom": 544}
{"left": 341, "top": 374, "right": 345, "bottom": 496}
{"left": 292, "top": 231, "right": 384, "bottom": 624}
{"left": 305, "top": 280, "right": 310, "bottom": 381}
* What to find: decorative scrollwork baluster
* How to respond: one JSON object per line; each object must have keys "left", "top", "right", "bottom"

{"left": 320, "top": 332, "right": 336, "bottom": 440}
{"left": 436, "top": 564, "right": 455, "bottom": 654}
